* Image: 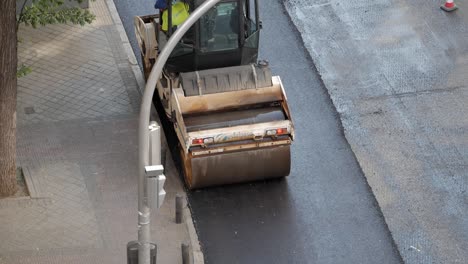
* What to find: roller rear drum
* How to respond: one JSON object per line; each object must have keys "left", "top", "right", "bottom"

{"left": 180, "top": 145, "right": 291, "bottom": 189}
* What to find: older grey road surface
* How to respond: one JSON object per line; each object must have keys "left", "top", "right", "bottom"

{"left": 285, "top": 1, "right": 468, "bottom": 263}
{"left": 112, "top": 0, "right": 403, "bottom": 263}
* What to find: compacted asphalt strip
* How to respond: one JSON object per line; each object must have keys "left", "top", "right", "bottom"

{"left": 112, "top": 0, "right": 403, "bottom": 263}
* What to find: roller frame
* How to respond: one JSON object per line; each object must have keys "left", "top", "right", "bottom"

{"left": 135, "top": 13, "right": 295, "bottom": 189}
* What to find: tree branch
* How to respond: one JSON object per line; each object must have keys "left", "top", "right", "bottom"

{"left": 17, "top": 0, "right": 95, "bottom": 28}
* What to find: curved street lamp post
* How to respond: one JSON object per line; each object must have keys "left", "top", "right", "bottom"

{"left": 135, "top": 1, "right": 222, "bottom": 263}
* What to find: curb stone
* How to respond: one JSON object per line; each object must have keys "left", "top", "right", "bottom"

{"left": 105, "top": 0, "right": 145, "bottom": 95}
{"left": 184, "top": 200, "right": 205, "bottom": 264}
{"left": 105, "top": 1, "right": 204, "bottom": 263}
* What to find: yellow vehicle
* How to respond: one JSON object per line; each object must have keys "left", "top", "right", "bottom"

{"left": 135, "top": 0, "right": 294, "bottom": 189}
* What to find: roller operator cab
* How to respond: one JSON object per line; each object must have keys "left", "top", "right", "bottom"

{"left": 162, "top": 0, "right": 261, "bottom": 73}
{"left": 134, "top": 0, "right": 295, "bottom": 189}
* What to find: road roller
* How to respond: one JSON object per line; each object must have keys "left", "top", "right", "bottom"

{"left": 134, "top": 0, "right": 295, "bottom": 189}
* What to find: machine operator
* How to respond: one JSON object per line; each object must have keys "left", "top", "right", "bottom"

{"left": 154, "top": 0, "right": 190, "bottom": 31}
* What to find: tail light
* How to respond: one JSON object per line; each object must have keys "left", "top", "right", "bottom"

{"left": 192, "top": 137, "right": 214, "bottom": 145}
{"left": 266, "top": 128, "right": 288, "bottom": 136}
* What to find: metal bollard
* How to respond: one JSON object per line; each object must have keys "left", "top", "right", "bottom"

{"left": 181, "top": 243, "right": 190, "bottom": 264}
{"left": 176, "top": 194, "right": 183, "bottom": 224}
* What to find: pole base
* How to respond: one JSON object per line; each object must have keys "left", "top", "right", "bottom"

{"left": 127, "top": 241, "right": 157, "bottom": 264}
{"left": 441, "top": 4, "right": 458, "bottom": 12}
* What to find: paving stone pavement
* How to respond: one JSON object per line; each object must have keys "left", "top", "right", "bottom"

{"left": 16, "top": 0, "right": 139, "bottom": 126}
{"left": 0, "top": 1, "right": 189, "bottom": 263}
{"left": 0, "top": 162, "right": 102, "bottom": 252}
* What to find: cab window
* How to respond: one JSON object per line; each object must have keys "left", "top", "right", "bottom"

{"left": 199, "top": 2, "right": 239, "bottom": 52}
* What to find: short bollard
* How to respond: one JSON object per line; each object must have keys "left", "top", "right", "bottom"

{"left": 175, "top": 194, "right": 183, "bottom": 224}
{"left": 181, "top": 243, "right": 190, "bottom": 264}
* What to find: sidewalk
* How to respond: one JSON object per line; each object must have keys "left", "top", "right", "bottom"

{"left": 285, "top": 1, "right": 467, "bottom": 263}
{"left": 0, "top": 1, "right": 196, "bottom": 263}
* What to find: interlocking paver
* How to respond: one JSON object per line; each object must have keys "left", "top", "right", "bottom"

{"left": 1, "top": 1, "right": 189, "bottom": 263}
{"left": 5, "top": 0, "right": 126, "bottom": 256}
{"left": 16, "top": 19, "right": 135, "bottom": 125}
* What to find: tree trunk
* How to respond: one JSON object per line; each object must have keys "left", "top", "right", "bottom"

{"left": 0, "top": 0, "right": 18, "bottom": 197}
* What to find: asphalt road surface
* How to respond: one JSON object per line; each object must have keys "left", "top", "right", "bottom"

{"left": 285, "top": 1, "right": 468, "bottom": 263}
{"left": 112, "top": 0, "right": 403, "bottom": 263}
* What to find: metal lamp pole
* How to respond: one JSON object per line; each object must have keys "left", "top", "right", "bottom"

{"left": 137, "top": 1, "right": 222, "bottom": 263}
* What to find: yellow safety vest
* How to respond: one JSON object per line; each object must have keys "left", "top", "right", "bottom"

{"left": 162, "top": 2, "right": 190, "bottom": 31}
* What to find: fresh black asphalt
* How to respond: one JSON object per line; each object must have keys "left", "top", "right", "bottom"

{"left": 112, "top": 0, "right": 403, "bottom": 263}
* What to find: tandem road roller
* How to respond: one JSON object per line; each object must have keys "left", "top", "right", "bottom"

{"left": 134, "top": 0, "right": 295, "bottom": 189}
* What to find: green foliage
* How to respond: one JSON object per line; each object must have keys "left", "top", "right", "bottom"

{"left": 16, "top": 64, "right": 32, "bottom": 78}
{"left": 18, "top": 0, "right": 95, "bottom": 28}
{"left": 16, "top": 0, "right": 95, "bottom": 77}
